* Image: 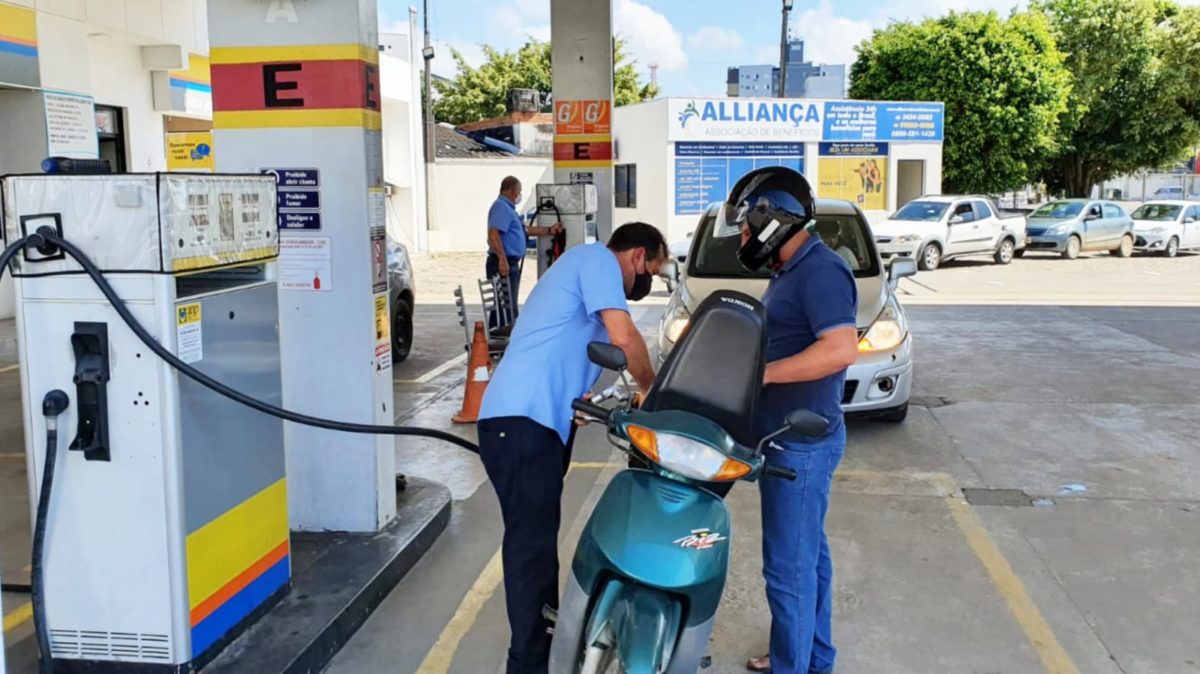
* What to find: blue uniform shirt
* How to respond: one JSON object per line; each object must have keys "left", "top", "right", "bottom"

{"left": 487, "top": 195, "right": 527, "bottom": 258}
{"left": 760, "top": 235, "right": 858, "bottom": 436}
{"left": 479, "top": 243, "right": 629, "bottom": 444}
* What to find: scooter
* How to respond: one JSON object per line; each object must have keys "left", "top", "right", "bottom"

{"left": 548, "top": 290, "right": 830, "bottom": 674}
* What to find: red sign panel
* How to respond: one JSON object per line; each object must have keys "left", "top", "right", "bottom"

{"left": 554, "top": 141, "right": 614, "bottom": 162}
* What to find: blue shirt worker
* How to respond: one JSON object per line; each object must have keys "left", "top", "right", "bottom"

{"left": 476, "top": 222, "right": 666, "bottom": 674}
{"left": 722, "top": 168, "right": 859, "bottom": 674}
{"left": 487, "top": 176, "right": 563, "bottom": 327}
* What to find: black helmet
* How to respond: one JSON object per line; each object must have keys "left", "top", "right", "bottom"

{"left": 716, "top": 167, "right": 816, "bottom": 271}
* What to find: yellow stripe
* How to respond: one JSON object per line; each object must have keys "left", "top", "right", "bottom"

{"left": 214, "top": 109, "right": 382, "bottom": 131}
{"left": 941, "top": 482, "right": 1082, "bottom": 674}
{"left": 554, "top": 159, "right": 614, "bottom": 168}
{"left": 414, "top": 549, "right": 504, "bottom": 674}
{"left": 186, "top": 478, "right": 289, "bottom": 611}
{"left": 554, "top": 133, "right": 612, "bottom": 143}
{"left": 3, "top": 602, "right": 33, "bottom": 633}
{"left": 210, "top": 44, "right": 378, "bottom": 65}
{"left": 171, "top": 53, "right": 211, "bottom": 86}
{"left": 171, "top": 246, "right": 279, "bottom": 272}
{"left": 0, "top": 3, "right": 37, "bottom": 43}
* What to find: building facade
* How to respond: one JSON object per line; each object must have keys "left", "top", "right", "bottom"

{"left": 726, "top": 38, "right": 847, "bottom": 99}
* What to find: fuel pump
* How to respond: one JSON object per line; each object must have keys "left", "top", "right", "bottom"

{"left": 534, "top": 183, "right": 598, "bottom": 277}
{"left": 5, "top": 173, "right": 288, "bottom": 671}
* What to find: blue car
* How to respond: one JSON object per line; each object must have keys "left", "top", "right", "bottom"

{"left": 1024, "top": 199, "right": 1135, "bottom": 259}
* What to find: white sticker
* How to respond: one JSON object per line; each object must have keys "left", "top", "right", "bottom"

{"left": 176, "top": 303, "right": 203, "bottom": 364}
{"left": 472, "top": 366, "right": 490, "bottom": 382}
{"left": 279, "top": 235, "right": 332, "bottom": 292}
{"left": 758, "top": 219, "right": 781, "bottom": 242}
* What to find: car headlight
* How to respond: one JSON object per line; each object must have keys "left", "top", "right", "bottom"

{"left": 626, "top": 425, "right": 750, "bottom": 482}
{"left": 895, "top": 234, "right": 922, "bottom": 244}
{"left": 661, "top": 301, "right": 691, "bottom": 344}
{"left": 1048, "top": 223, "right": 1069, "bottom": 235}
{"left": 858, "top": 299, "right": 908, "bottom": 353}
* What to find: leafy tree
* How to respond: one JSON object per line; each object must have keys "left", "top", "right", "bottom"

{"left": 1032, "top": 0, "right": 1200, "bottom": 196}
{"left": 850, "top": 11, "right": 1072, "bottom": 194}
{"left": 432, "top": 39, "right": 659, "bottom": 125}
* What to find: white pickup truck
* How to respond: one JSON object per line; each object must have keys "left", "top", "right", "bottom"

{"left": 872, "top": 195, "right": 1027, "bottom": 271}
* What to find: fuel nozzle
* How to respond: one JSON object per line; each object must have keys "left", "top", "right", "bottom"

{"left": 42, "top": 390, "right": 69, "bottom": 431}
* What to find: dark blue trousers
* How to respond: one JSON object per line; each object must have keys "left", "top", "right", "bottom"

{"left": 477, "top": 416, "right": 575, "bottom": 674}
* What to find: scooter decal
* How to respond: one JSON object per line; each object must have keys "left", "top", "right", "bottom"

{"left": 674, "top": 529, "right": 727, "bottom": 550}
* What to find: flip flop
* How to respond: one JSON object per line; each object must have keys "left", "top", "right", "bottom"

{"left": 746, "top": 654, "right": 770, "bottom": 672}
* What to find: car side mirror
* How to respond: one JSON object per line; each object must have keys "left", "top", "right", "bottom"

{"left": 1186, "top": 217, "right": 1196, "bottom": 224}
{"left": 1085, "top": 212, "right": 1101, "bottom": 221}
{"left": 587, "top": 342, "right": 627, "bottom": 371}
{"left": 888, "top": 257, "right": 918, "bottom": 289}
{"left": 658, "top": 258, "right": 680, "bottom": 284}
{"left": 948, "top": 215, "right": 964, "bottom": 225}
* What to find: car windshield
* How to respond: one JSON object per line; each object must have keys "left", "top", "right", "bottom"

{"left": 891, "top": 201, "right": 950, "bottom": 222}
{"left": 689, "top": 210, "right": 881, "bottom": 280}
{"left": 1131, "top": 204, "right": 1182, "bottom": 221}
{"left": 1031, "top": 201, "right": 1085, "bottom": 219}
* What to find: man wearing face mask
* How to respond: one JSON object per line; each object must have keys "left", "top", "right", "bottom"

{"left": 476, "top": 221, "right": 666, "bottom": 674}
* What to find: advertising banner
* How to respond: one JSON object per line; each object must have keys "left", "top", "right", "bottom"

{"left": 818, "top": 142, "right": 888, "bottom": 211}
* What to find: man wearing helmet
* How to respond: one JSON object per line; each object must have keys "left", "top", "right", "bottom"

{"left": 720, "top": 167, "right": 859, "bottom": 674}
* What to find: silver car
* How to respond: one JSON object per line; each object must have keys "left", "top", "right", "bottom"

{"left": 656, "top": 200, "right": 917, "bottom": 422}
{"left": 388, "top": 238, "right": 415, "bottom": 363}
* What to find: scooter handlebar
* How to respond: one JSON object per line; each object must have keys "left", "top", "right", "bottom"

{"left": 572, "top": 398, "right": 612, "bottom": 422}
{"left": 764, "top": 465, "right": 798, "bottom": 481}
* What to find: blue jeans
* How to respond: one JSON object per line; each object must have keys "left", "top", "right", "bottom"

{"left": 760, "top": 424, "right": 845, "bottom": 674}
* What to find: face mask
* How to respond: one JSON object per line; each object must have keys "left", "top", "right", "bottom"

{"left": 627, "top": 271, "right": 653, "bottom": 301}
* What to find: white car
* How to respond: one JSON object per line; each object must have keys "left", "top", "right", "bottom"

{"left": 873, "top": 195, "right": 1027, "bottom": 271}
{"left": 1131, "top": 201, "right": 1200, "bottom": 257}
{"left": 657, "top": 200, "right": 917, "bottom": 422}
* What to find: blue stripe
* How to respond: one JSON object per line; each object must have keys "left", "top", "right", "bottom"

{"left": 190, "top": 556, "right": 290, "bottom": 659}
{"left": 0, "top": 41, "right": 37, "bottom": 58}
{"left": 170, "top": 78, "right": 212, "bottom": 94}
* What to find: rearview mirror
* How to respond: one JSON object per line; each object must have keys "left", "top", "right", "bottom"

{"left": 587, "top": 342, "right": 627, "bottom": 371}
{"left": 786, "top": 409, "right": 830, "bottom": 438}
{"left": 888, "top": 257, "right": 918, "bottom": 289}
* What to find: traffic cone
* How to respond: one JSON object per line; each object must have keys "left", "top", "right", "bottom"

{"left": 452, "top": 321, "right": 493, "bottom": 424}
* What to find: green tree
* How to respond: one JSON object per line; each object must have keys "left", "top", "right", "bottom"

{"left": 1032, "top": 0, "right": 1200, "bottom": 196}
{"left": 432, "top": 39, "right": 659, "bottom": 125}
{"left": 850, "top": 11, "right": 1072, "bottom": 194}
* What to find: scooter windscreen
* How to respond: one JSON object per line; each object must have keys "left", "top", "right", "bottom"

{"left": 642, "top": 290, "right": 767, "bottom": 449}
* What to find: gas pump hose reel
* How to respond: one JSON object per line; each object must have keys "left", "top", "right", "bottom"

{"left": 3, "top": 228, "right": 480, "bottom": 673}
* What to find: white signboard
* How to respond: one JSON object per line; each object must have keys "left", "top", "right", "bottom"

{"left": 668, "top": 98, "right": 824, "bottom": 142}
{"left": 279, "top": 236, "right": 333, "bottom": 292}
{"left": 44, "top": 91, "right": 99, "bottom": 158}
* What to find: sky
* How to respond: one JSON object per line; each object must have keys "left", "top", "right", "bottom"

{"left": 379, "top": 0, "right": 1200, "bottom": 98}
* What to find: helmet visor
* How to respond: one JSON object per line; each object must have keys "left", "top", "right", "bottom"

{"left": 713, "top": 202, "right": 750, "bottom": 239}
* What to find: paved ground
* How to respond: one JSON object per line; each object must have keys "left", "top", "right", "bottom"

{"left": 5, "top": 256, "right": 1200, "bottom": 673}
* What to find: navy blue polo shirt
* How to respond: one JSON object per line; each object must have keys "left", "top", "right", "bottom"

{"left": 760, "top": 235, "right": 858, "bottom": 436}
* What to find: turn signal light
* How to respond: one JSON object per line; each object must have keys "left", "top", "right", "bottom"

{"left": 714, "top": 458, "right": 752, "bottom": 481}
{"left": 626, "top": 425, "right": 659, "bottom": 462}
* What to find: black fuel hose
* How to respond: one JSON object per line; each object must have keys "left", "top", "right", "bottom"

{"left": 22, "top": 230, "right": 479, "bottom": 453}
{"left": 32, "top": 390, "right": 69, "bottom": 674}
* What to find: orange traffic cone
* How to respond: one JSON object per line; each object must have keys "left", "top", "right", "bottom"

{"left": 452, "top": 321, "right": 493, "bottom": 424}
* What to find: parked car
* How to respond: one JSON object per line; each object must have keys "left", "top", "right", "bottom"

{"left": 1131, "top": 201, "right": 1200, "bottom": 257}
{"left": 388, "top": 238, "right": 415, "bottom": 362}
{"left": 873, "top": 195, "right": 1027, "bottom": 271}
{"left": 1024, "top": 199, "right": 1135, "bottom": 259}
{"left": 656, "top": 200, "right": 917, "bottom": 422}
{"left": 1151, "top": 186, "right": 1186, "bottom": 200}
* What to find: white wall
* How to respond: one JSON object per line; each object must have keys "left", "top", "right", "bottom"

{"left": 613, "top": 100, "right": 681, "bottom": 241}
{"left": 429, "top": 159, "right": 553, "bottom": 252}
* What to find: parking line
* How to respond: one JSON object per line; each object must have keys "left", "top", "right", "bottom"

{"left": 936, "top": 476, "right": 1082, "bottom": 674}
{"left": 398, "top": 353, "right": 468, "bottom": 385}
{"left": 0, "top": 364, "right": 18, "bottom": 374}
{"left": 3, "top": 601, "right": 33, "bottom": 633}
{"left": 414, "top": 549, "right": 504, "bottom": 674}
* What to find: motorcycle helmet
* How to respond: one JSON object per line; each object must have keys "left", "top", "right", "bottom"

{"left": 714, "top": 166, "right": 816, "bottom": 271}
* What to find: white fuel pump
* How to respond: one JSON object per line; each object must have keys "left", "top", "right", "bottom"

{"left": 534, "top": 183, "right": 598, "bottom": 277}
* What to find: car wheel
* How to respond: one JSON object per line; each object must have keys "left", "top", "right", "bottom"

{"left": 876, "top": 403, "right": 908, "bottom": 423}
{"left": 1062, "top": 235, "right": 1081, "bottom": 260}
{"left": 1164, "top": 237, "right": 1179, "bottom": 258}
{"left": 918, "top": 243, "right": 941, "bottom": 271}
{"left": 994, "top": 238, "right": 1015, "bottom": 265}
{"left": 391, "top": 297, "right": 414, "bottom": 363}
{"left": 1111, "top": 234, "right": 1134, "bottom": 258}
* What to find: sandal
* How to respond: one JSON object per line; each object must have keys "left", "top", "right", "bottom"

{"left": 746, "top": 654, "right": 770, "bottom": 672}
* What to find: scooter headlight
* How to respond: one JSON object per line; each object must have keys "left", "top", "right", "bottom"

{"left": 627, "top": 425, "right": 750, "bottom": 482}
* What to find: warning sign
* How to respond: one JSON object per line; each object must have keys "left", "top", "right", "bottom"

{"left": 166, "top": 132, "right": 214, "bottom": 171}
{"left": 370, "top": 227, "right": 387, "bottom": 293}
{"left": 374, "top": 294, "right": 392, "bottom": 371}
{"left": 176, "top": 302, "right": 203, "bottom": 363}
{"left": 554, "top": 99, "right": 611, "bottom": 135}
{"left": 279, "top": 236, "right": 332, "bottom": 292}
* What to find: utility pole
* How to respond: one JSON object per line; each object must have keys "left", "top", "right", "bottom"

{"left": 778, "top": 0, "right": 793, "bottom": 98}
{"left": 422, "top": 0, "right": 437, "bottom": 233}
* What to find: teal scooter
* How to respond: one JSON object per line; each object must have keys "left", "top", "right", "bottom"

{"left": 548, "top": 290, "right": 829, "bottom": 674}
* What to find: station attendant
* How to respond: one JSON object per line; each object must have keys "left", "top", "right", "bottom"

{"left": 486, "top": 176, "right": 564, "bottom": 326}
{"left": 476, "top": 222, "right": 667, "bottom": 674}
{"left": 719, "top": 167, "right": 859, "bottom": 674}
